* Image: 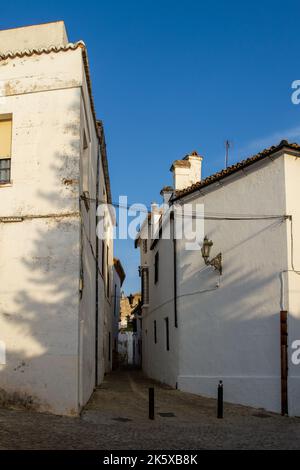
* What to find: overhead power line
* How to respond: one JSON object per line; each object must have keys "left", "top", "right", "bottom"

{"left": 80, "top": 195, "right": 288, "bottom": 221}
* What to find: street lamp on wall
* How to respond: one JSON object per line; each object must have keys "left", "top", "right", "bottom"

{"left": 201, "top": 236, "right": 222, "bottom": 275}
{"left": 128, "top": 293, "right": 134, "bottom": 307}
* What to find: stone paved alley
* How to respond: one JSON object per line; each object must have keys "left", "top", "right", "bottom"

{"left": 0, "top": 370, "right": 299, "bottom": 450}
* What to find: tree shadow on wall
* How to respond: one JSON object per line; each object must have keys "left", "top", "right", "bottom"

{"left": 0, "top": 98, "right": 94, "bottom": 415}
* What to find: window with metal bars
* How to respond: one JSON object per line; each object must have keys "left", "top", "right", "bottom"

{"left": 0, "top": 116, "right": 12, "bottom": 183}
{"left": 141, "top": 267, "right": 149, "bottom": 305}
{"left": 154, "top": 320, "right": 157, "bottom": 344}
{"left": 154, "top": 251, "right": 159, "bottom": 284}
{"left": 165, "top": 317, "right": 169, "bottom": 351}
{"left": 0, "top": 159, "right": 11, "bottom": 183}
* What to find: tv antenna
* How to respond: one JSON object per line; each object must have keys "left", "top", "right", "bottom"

{"left": 225, "top": 140, "right": 231, "bottom": 168}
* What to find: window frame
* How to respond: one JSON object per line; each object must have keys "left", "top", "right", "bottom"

{"left": 141, "top": 267, "right": 149, "bottom": 305}
{"left": 106, "top": 245, "right": 110, "bottom": 299}
{"left": 154, "top": 320, "right": 157, "bottom": 344}
{"left": 154, "top": 251, "right": 159, "bottom": 284}
{"left": 0, "top": 158, "right": 11, "bottom": 184}
{"left": 165, "top": 317, "right": 169, "bottom": 351}
{"left": 0, "top": 115, "right": 13, "bottom": 184}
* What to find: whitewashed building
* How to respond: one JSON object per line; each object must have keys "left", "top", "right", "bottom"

{"left": 0, "top": 21, "right": 116, "bottom": 415}
{"left": 110, "top": 259, "right": 125, "bottom": 369}
{"left": 136, "top": 142, "right": 300, "bottom": 416}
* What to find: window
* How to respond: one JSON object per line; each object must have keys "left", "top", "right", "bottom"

{"left": 0, "top": 116, "right": 12, "bottom": 183}
{"left": 108, "top": 332, "right": 111, "bottom": 362}
{"left": 106, "top": 245, "right": 110, "bottom": 298}
{"left": 141, "top": 267, "right": 149, "bottom": 305}
{"left": 154, "top": 320, "right": 157, "bottom": 344}
{"left": 143, "top": 239, "right": 147, "bottom": 254}
{"left": 114, "top": 284, "right": 117, "bottom": 316}
{"left": 107, "top": 269, "right": 110, "bottom": 299}
{"left": 101, "top": 241, "right": 105, "bottom": 276}
{"left": 82, "top": 129, "right": 89, "bottom": 193}
{"left": 154, "top": 251, "right": 159, "bottom": 284}
{"left": 165, "top": 317, "right": 169, "bottom": 351}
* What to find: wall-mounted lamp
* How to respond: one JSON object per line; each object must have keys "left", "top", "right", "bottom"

{"left": 128, "top": 293, "right": 134, "bottom": 307}
{"left": 201, "top": 236, "right": 222, "bottom": 275}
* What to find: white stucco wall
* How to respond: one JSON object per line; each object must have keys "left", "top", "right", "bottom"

{"left": 140, "top": 152, "right": 300, "bottom": 415}
{"left": 0, "top": 217, "right": 80, "bottom": 414}
{"left": 0, "top": 50, "right": 82, "bottom": 414}
{"left": 96, "top": 204, "right": 114, "bottom": 382}
{"left": 141, "top": 229, "right": 179, "bottom": 387}
{"left": 0, "top": 33, "right": 109, "bottom": 414}
{"left": 112, "top": 267, "right": 122, "bottom": 360}
{"left": 283, "top": 154, "right": 300, "bottom": 416}
{"left": 176, "top": 155, "right": 288, "bottom": 414}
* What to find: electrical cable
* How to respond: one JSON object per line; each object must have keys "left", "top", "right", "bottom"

{"left": 80, "top": 194, "right": 288, "bottom": 221}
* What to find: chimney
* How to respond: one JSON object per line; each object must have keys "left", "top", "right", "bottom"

{"left": 151, "top": 202, "right": 161, "bottom": 237}
{"left": 170, "top": 151, "right": 203, "bottom": 190}
{"left": 160, "top": 186, "right": 174, "bottom": 205}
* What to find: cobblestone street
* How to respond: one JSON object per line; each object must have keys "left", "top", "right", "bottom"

{"left": 0, "top": 370, "right": 299, "bottom": 450}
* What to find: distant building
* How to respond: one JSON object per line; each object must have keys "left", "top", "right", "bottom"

{"left": 136, "top": 143, "right": 300, "bottom": 416}
{"left": 119, "top": 292, "right": 141, "bottom": 329}
{"left": 118, "top": 292, "right": 141, "bottom": 367}
{"left": 111, "top": 259, "right": 125, "bottom": 369}
{"left": 0, "top": 21, "right": 118, "bottom": 415}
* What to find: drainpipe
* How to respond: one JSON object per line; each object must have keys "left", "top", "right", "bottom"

{"left": 95, "top": 147, "right": 100, "bottom": 387}
{"left": 171, "top": 211, "right": 178, "bottom": 328}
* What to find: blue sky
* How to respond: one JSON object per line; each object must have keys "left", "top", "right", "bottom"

{"left": 1, "top": 0, "right": 300, "bottom": 293}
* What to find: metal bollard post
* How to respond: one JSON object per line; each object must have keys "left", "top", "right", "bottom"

{"left": 149, "top": 387, "right": 154, "bottom": 420}
{"left": 217, "top": 380, "right": 223, "bottom": 419}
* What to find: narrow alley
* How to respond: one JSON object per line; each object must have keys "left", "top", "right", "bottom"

{"left": 0, "top": 370, "right": 299, "bottom": 450}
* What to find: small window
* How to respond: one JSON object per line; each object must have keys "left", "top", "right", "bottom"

{"left": 83, "top": 130, "right": 88, "bottom": 150}
{"left": 82, "top": 129, "right": 89, "bottom": 193}
{"left": 114, "top": 284, "right": 117, "bottom": 316}
{"left": 0, "top": 116, "right": 12, "bottom": 183}
{"left": 106, "top": 245, "right": 110, "bottom": 298}
{"left": 101, "top": 241, "right": 105, "bottom": 276}
{"left": 154, "top": 320, "right": 157, "bottom": 344}
{"left": 108, "top": 332, "right": 111, "bottom": 362}
{"left": 141, "top": 267, "right": 149, "bottom": 305}
{"left": 154, "top": 251, "right": 159, "bottom": 284}
{"left": 143, "top": 239, "right": 147, "bottom": 254}
{"left": 0, "top": 159, "right": 11, "bottom": 183}
{"left": 165, "top": 317, "right": 169, "bottom": 351}
{"left": 107, "top": 269, "right": 110, "bottom": 299}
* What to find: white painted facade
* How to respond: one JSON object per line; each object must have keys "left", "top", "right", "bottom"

{"left": 0, "top": 22, "right": 115, "bottom": 415}
{"left": 137, "top": 145, "right": 300, "bottom": 416}
{"left": 118, "top": 330, "right": 141, "bottom": 367}
{"left": 109, "top": 260, "right": 125, "bottom": 370}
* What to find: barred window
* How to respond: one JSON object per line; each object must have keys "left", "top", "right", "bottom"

{"left": 154, "top": 251, "right": 159, "bottom": 284}
{"left": 154, "top": 320, "right": 157, "bottom": 344}
{"left": 0, "top": 159, "right": 11, "bottom": 183}
{"left": 165, "top": 317, "right": 169, "bottom": 351}
{"left": 0, "top": 116, "right": 12, "bottom": 183}
{"left": 141, "top": 267, "right": 149, "bottom": 305}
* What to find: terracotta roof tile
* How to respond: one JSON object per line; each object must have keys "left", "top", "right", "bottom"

{"left": 0, "top": 41, "right": 84, "bottom": 60}
{"left": 172, "top": 140, "right": 300, "bottom": 201}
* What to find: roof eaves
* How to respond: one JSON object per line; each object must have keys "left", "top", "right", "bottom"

{"left": 113, "top": 258, "right": 126, "bottom": 285}
{"left": 172, "top": 140, "right": 300, "bottom": 201}
{"left": 96, "top": 120, "right": 112, "bottom": 204}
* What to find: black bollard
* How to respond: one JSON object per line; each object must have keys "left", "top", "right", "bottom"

{"left": 217, "top": 381, "right": 223, "bottom": 419}
{"left": 149, "top": 387, "right": 154, "bottom": 420}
